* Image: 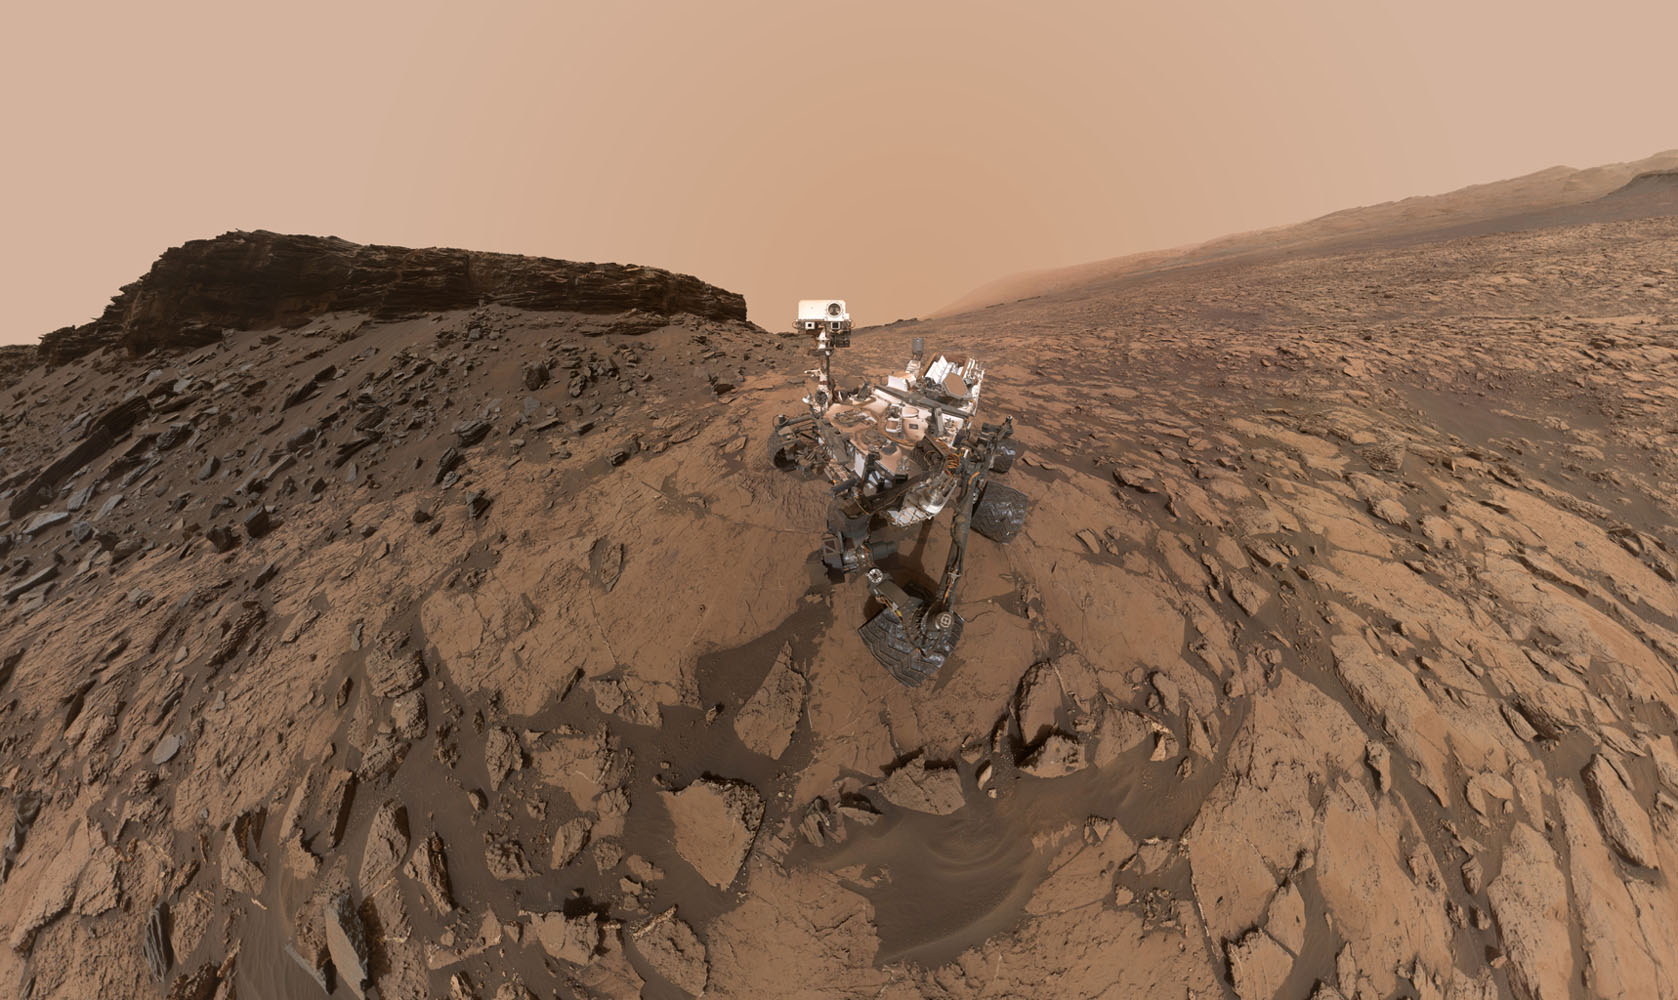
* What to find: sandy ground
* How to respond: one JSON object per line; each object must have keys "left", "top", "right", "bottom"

{"left": 0, "top": 207, "right": 1676, "bottom": 999}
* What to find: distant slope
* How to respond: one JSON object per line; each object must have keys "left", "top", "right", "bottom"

{"left": 937, "top": 149, "right": 1678, "bottom": 316}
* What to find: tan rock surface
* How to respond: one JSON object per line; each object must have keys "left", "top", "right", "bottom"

{"left": 3, "top": 177, "right": 1678, "bottom": 997}
{"left": 660, "top": 777, "right": 764, "bottom": 890}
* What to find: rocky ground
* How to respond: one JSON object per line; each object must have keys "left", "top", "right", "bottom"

{"left": 0, "top": 204, "right": 1676, "bottom": 1000}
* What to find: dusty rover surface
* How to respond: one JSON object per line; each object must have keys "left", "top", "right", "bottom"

{"left": 769, "top": 300, "right": 1027, "bottom": 685}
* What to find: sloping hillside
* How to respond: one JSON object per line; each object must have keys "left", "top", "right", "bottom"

{"left": 938, "top": 149, "right": 1678, "bottom": 317}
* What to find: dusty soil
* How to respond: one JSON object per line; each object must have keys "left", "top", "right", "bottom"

{"left": 1, "top": 203, "right": 1676, "bottom": 1000}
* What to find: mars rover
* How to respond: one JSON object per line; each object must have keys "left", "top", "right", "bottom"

{"left": 769, "top": 300, "right": 1029, "bottom": 685}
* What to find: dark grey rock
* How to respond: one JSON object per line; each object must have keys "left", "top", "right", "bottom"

{"left": 435, "top": 447, "right": 463, "bottom": 483}
{"left": 204, "top": 525, "right": 238, "bottom": 553}
{"left": 243, "top": 508, "right": 273, "bottom": 539}
{"left": 606, "top": 437, "right": 639, "bottom": 467}
{"left": 156, "top": 422, "right": 193, "bottom": 451}
{"left": 282, "top": 365, "right": 337, "bottom": 409}
{"left": 455, "top": 419, "right": 491, "bottom": 447}
{"left": 23, "top": 511, "right": 68, "bottom": 535}
{"left": 7, "top": 396, "right": 150, "bottom": 521}
{"left": 322, "top": 892, "right": 371, "bottom": 999}
{"left": 3, "top": 566, "right": 58, "bottom": 602}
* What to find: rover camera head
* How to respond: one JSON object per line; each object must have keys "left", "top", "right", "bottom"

{"left": 797, "top": 299, "right": 852, "bottom": 350}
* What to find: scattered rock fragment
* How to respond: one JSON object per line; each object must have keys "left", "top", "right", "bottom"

{"left": 359, "top": 799, "right": 410, "bottom": 889}
{"left": 485, "top": 726, "right": 523, "bottom": 790}
{"left": 529, "top": 909, "right": 601, "bottom": 965}
{"left": 220, "top": 811, "right": 266, "bottom": 898}
{"left": 878, "top": 757, "right": 965, "bottom": 815}
{"left": 318, "top": 768, "right": 357, "bottom": 849}
{"left": 1115, "top": 466, "right": 1158, "bottom": 492}
{"left": 1021, "top": 733, "right": 1087, "bottom": 778}
{"left": 552, "top": 817, "right": 593, "bottom": 870}
{"left": 391, "top": 689, "right": 427, "bottom": 740}
{"left": 404, "top": 833, "right": 454, "bottom": 913}
{"left": 485, "top": 837, "right": 537, "bottom": 880}
{"left": 1369, "top": 497, "right": 1408, "bottom": 526}
{"left": 242, "top": 507, "right": 273, "bottom": 538}
{"left": 152, "top": 733, "right": 183, "bottom": 765}
{"left": 632, "top": 907, "right": 708, "bottom": 996}
{"left": 455, "top": 419, "right": 492, "bottom": 447}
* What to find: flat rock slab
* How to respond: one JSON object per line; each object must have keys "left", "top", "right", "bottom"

{"left": 323, "top": 892, "right": 371, "bottom": 999}
{"left": 1486, "top": 823, "right": 1573, "bottom": 1000}
{"left": 151, "top": 734, "right": 183, "bottom": 765}
{"left": 660, "top": 777, "right": 763, "bottom": 890}
{"left": 878, "top": 758, "right": 965, "bottom": 815}
{"left": 1582, "top": 754, "right": 1658, "bottom": 869}
{"left": 8, "top": 819, "right": 92, "bottom": 953}
{"left": 732, "top": 644, "right": 804, "bottom": 759}
{"left": 1226, "top": 928, "right": 1292, "bottom": 1000}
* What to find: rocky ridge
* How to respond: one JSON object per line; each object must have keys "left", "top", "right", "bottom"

{"left": 21, "top": 230, "right": 748, "bottom": 368}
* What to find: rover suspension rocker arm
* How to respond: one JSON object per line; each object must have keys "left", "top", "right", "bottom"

{"left": 867, "top": 452, "right": 989, "bottom": 631}
{"left": 854, "top": 446, "right": 988, "bottom": 685}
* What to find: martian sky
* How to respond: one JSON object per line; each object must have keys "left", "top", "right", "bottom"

{"left": 4, "top": 0, "right": 1675, "bottom": 339}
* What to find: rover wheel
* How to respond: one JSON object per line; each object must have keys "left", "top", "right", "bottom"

{"left": 858, "top": 597, "right": 964, "bottom": 687}
{"left": 971, "top": 482, "right": 1028, "bottom": 543}
{"left": 989, "top": 439, "right": 1024, "bottom": 474}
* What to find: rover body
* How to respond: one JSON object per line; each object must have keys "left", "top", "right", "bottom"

{"left": 769, "top": 300, "right": 1028, "bottom": 685}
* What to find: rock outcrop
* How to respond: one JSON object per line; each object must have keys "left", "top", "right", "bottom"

{"left": 0, "top": 344, "right": 35, "bottom": 387}
{"left": 35, "top": 230, "right": 750, "bottom": 364}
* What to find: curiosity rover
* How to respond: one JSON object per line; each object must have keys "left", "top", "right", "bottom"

{"left": 769, "top": 300, "right": 1029, "bottom": 685}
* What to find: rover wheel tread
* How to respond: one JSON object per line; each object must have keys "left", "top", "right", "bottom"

{"left": 972, "top": 482, "right": 1029, "bottom": 543}
{"left": 858, "top": 599, "right": 963, "bottom": 687}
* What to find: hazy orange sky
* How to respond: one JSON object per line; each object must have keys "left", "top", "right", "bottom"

{"left": 3, "top": 1, "right": 1675, "bottom": 342}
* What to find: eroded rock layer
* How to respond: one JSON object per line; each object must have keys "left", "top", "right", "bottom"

{"left": 34, "top": 230, "right": 748, "bottom": 365}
